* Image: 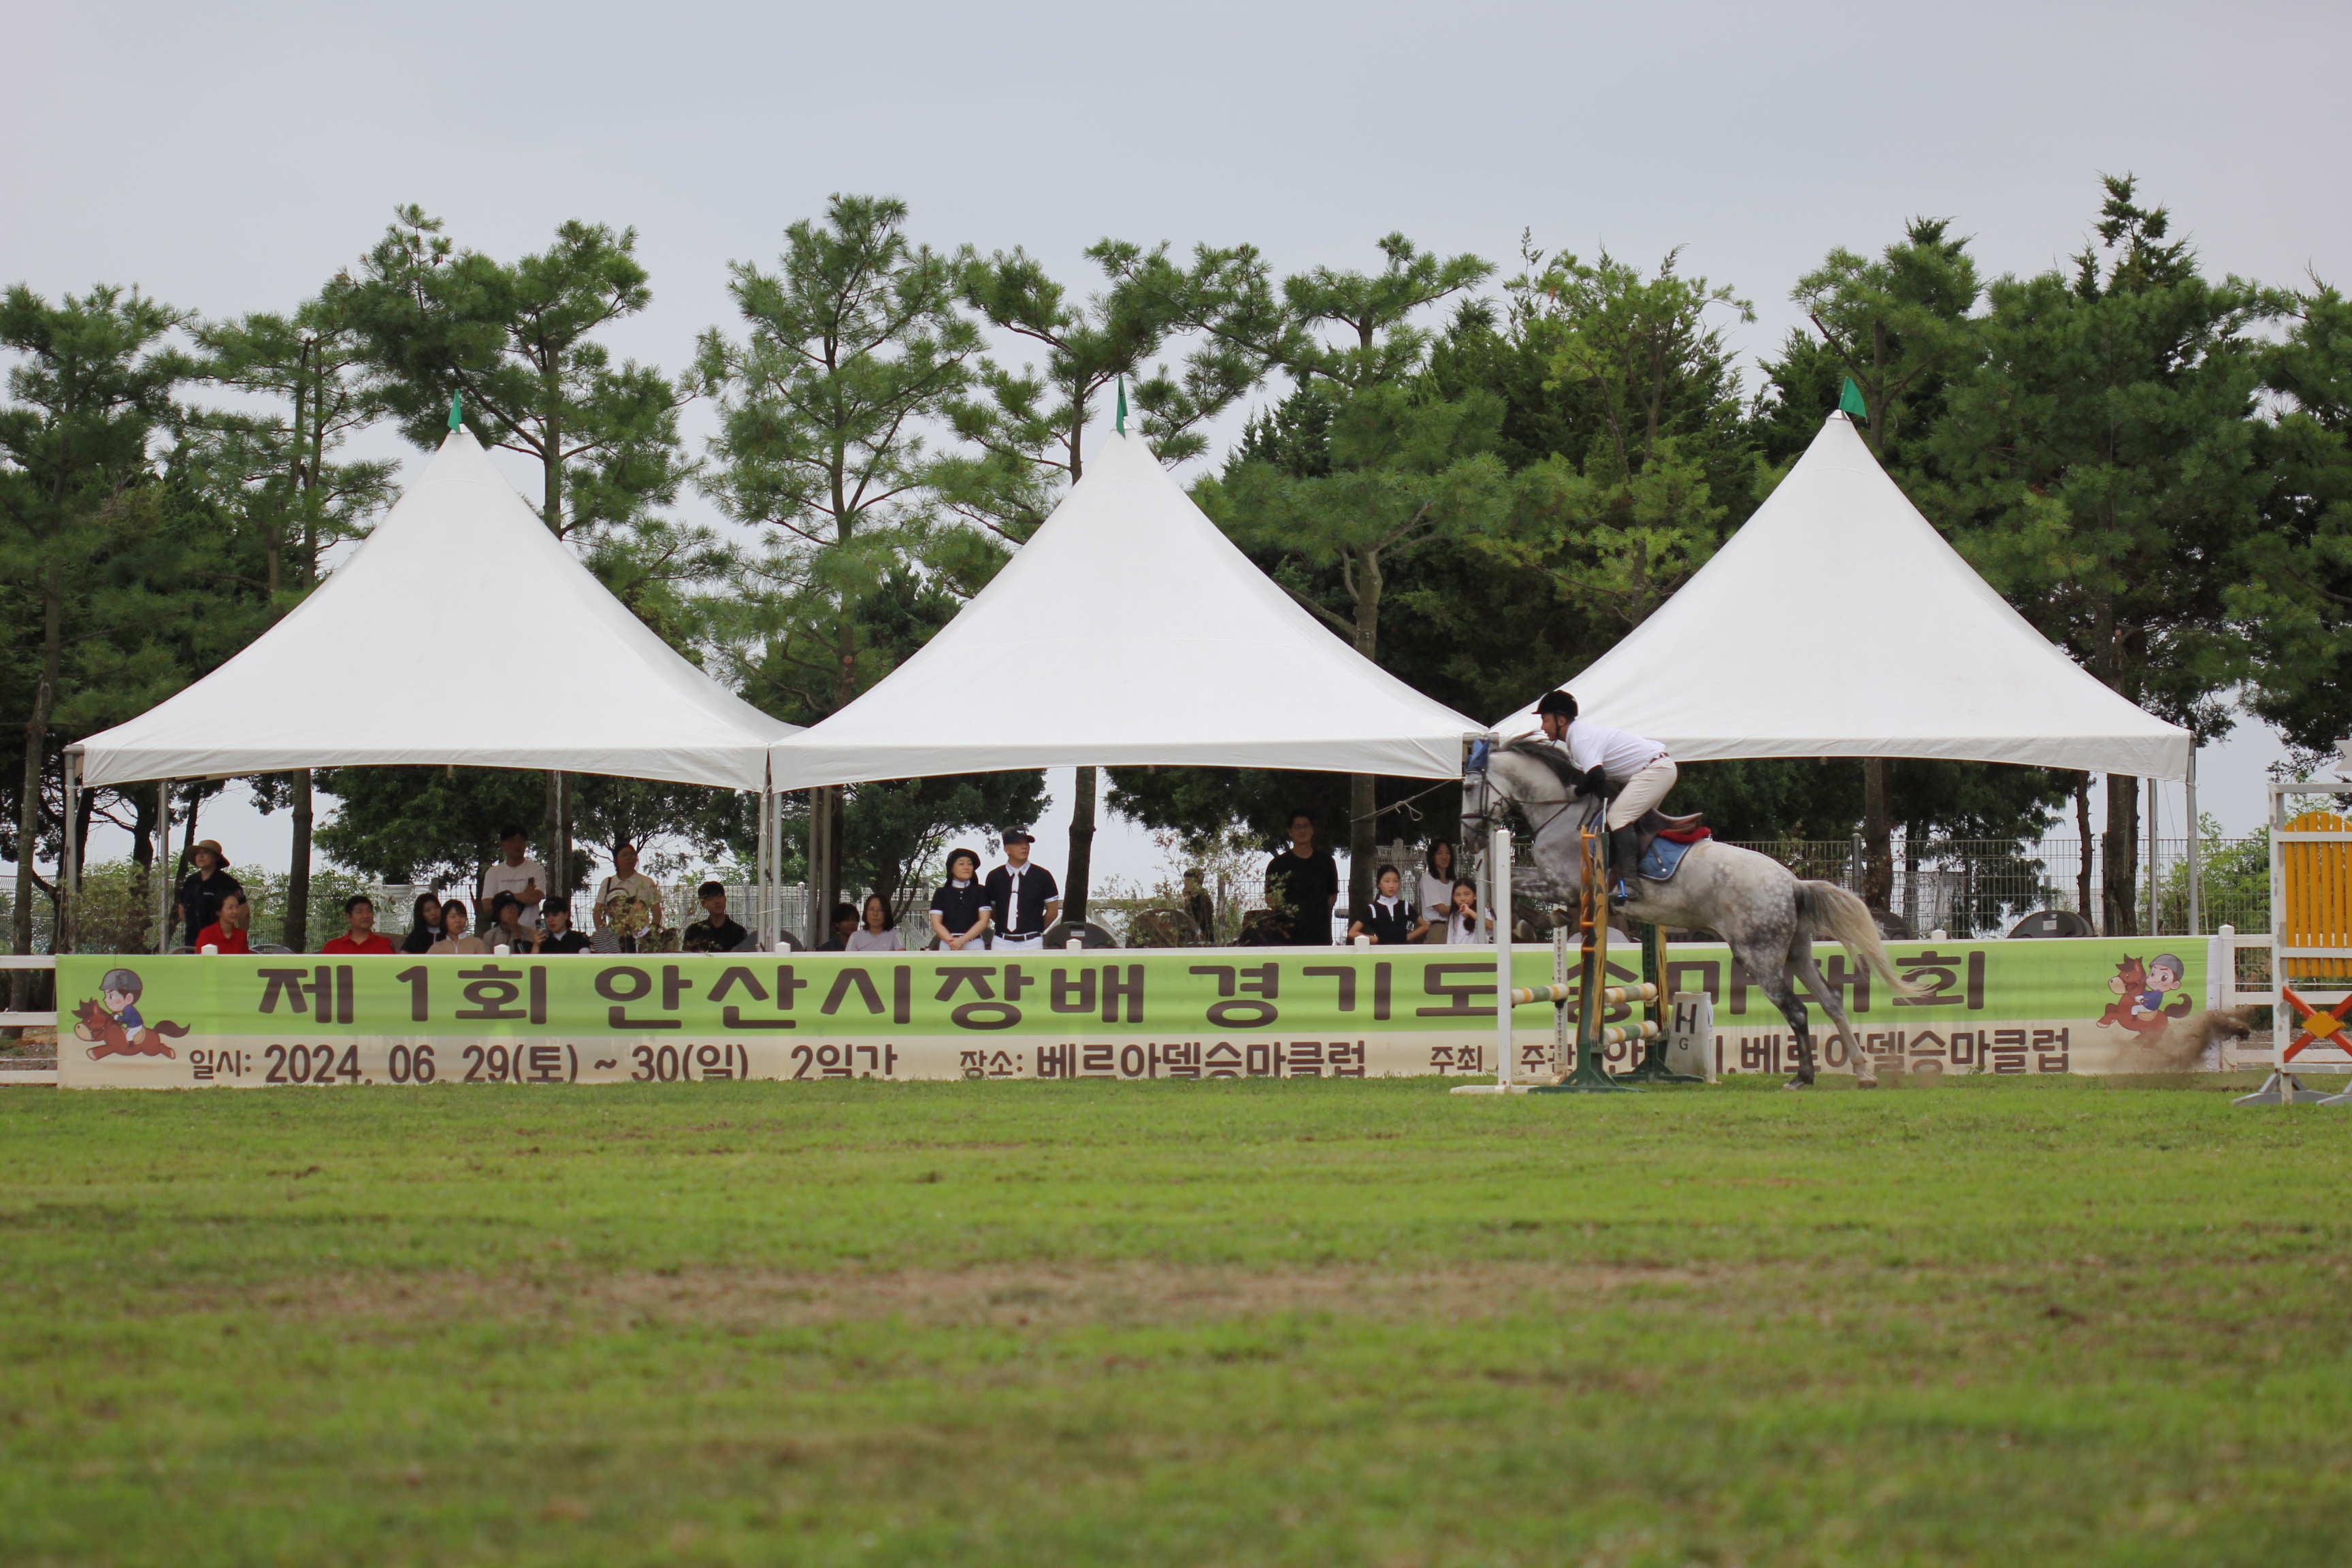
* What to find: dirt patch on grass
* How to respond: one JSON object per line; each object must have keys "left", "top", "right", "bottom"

{"left": 226, "top": 1260, "right": 1720, "bottom": 1332}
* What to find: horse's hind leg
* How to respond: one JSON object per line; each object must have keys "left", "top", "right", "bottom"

{"left": 1791, "top": 944, "right": 1874, "bottom": 1088}
{"left": 1733, "top": 925, "right": 1815, "bottom": 1089}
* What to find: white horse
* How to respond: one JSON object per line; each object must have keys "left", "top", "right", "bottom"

{"left": 1463, "top": 740, "right": 1914, "bottom": 1088}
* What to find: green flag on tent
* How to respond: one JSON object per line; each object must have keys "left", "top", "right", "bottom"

{"left": 1115, "top": 376, "right": 1127, "bottom": 434}
{"left": 447, "top": 392, "right": 463, "bottom": 431}
{"left": 1838, "top": 376, "right": 1867, "bottom": 421}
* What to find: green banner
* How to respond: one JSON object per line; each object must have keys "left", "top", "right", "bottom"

{"left": 54, "top": 937, "right": 2206, "bottom": 1088}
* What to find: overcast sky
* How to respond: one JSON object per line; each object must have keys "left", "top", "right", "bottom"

{"left": 7, "top": 0, "right": 2347, "bottom": 885}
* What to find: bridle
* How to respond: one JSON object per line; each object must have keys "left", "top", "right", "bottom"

{"left": 1462, "top": 740, "right": 1601, "bottom": 845}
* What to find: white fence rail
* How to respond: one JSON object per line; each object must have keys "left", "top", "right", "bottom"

{"left": 0, "top": 954, "right": 58, "bottom": 1083}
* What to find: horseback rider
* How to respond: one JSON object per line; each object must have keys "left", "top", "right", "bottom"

{"left": 1526, "top": 690, "right": 1678, "bottom": 905}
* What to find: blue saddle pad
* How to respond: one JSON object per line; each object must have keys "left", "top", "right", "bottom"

{"left": 1638, "top": 836, "right": 1700, "bottom": 884}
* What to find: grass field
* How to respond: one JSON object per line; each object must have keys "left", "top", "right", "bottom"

{"left": 3, "top": 1075, "right": 2350, "bottom": 1567}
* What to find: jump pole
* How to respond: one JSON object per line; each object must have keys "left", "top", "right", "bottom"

{"left": 1536, "top": 818, "right": 1648, "bottom": 1093}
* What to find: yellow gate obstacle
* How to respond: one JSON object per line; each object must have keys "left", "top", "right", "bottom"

{"left": 1452, "top": 819, "right": 1701, "bottom": 1095}
{"left": 2238, "top": 786, "right": 2352, "bottom": 1107}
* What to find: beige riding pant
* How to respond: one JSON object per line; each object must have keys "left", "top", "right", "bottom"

{"left": 1605, "top": 757, "right": 1678, "bottom": 831}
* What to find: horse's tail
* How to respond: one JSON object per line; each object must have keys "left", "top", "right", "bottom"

{"left": 150, "top": 1021, "right": 191, "bottom": 1039}
{"left": 1795, "top": 881, "right": 1922, "bottom": 998}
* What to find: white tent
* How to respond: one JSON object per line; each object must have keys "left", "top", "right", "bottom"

{"left": 766, "top": 429, "right": 1485, "bottom": 789}
{"left": 1492, "top": 412, "right": 2193, "bottom": 782}
{"left": 78, "top": 427, "right": 797, "bottom": 792}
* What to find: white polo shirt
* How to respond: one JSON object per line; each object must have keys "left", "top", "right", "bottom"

{"left": 1565, "top": 721, "right": 1667, "bottom": 779}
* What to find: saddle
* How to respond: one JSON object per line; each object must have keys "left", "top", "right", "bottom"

{"left": 1631, "top": 808, "right": 1710, "bottom": 867}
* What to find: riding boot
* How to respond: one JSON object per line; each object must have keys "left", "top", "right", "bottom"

{"left": 1607, "top": 826, "right": 1642, "bottom": 906}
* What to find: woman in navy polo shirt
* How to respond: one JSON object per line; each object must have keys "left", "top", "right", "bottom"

{"left": 928, "top": 848, "right": 994, "bottom": 951}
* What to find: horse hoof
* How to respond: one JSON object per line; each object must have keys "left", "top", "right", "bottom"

{"left": 1854, "top": 1077, "right": 1880, "bottom": 1090}
{"left": 1781, "top": 1077, "right": 1814, "bottom": 1091}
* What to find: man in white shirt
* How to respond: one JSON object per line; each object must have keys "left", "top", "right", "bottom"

{"left": 1531, "top": 690, "right": 1676, "bottom": 904}
{"left": 982, "top": 830, "right": 1060, "bottom": 951}
{"left": 479, "top": 824, "right": 549, "bottom": 932}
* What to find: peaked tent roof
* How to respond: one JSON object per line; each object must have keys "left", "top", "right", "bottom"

{"left": 1492, "top": 412, "right": 2192, "bottom": 781}
{"left": 767, "top": 429, "right": 1484, "bottom": 789}
{"left": 78, "top": 429, "right": 796, "bottom": 792}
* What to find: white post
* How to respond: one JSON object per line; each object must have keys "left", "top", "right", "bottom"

{"left": 2185, "top": 750, "right": 2202, "bottom": 936}
{"left": 1492, "top": 823, "right": 1513, "bottom": 1090}
{"left": 2146, "top": 775, "right": 2159, "bottom": 936}
{"left": 2207, "top": 924, "right": 2232, "bottom": 1011}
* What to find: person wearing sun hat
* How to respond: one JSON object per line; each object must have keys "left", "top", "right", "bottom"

{"left": 174, "top": 840, "right": 244, "bottom": 945}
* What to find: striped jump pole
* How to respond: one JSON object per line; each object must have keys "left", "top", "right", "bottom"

{"left": 1537, "top": 817, "right": 1644, "bottom": 1093}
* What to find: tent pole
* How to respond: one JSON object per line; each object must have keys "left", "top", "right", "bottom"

{"left": 776, "top": 789, "right": 787, "bottom": 947}
{"left": 2146, "top": 775, "right": 2158, "bottom": 936}
{"left": 760, "top": 786, "right": 777, "bottom": 949}
{"left": 154, "top": 780, "right": 172, "bottom": 956}
{"left": 2185, "top": 750, "right": 2202, "bottom": 936}
{"left": 60, "top": 749, "right": 80, "bottom": 956}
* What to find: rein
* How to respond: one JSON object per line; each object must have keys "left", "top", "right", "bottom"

{"left": 1463, "top": 751, "right": 1599, "bottom": 843}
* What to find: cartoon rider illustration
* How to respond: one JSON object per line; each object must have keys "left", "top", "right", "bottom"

{"left": 74, "top": 967, "right": 188, "bottom": 1060}
{"left": 2136, "top": 953, "right": 2185, "bottom": 1018}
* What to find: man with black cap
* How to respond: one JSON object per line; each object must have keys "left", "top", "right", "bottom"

{"left": 983, "top": 830, "right": 1060, "bottom": 951}
{"left": 1527, "top": 690, "right": 1677, "bottom": 906}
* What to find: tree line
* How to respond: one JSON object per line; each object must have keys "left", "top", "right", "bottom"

{"left": 4, "top": 175, "right": 2346, "bottom": 965}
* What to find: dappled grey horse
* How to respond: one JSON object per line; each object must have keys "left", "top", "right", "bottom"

{"left": 1463, "top": 740, "right": 1914, "bottom": 1088}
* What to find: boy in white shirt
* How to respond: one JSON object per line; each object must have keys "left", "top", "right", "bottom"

{"left": 1531, "top": 690, "right": 1677, "bottom": 904}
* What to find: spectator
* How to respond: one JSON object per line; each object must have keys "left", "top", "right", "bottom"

{"left": 928, "top": 848, "right": 992, "bottom": 951}
{"left": 1443, "top": 879, "right": 1494, "bottom": 945}
{"left": 1418, "top": 840, "right": 1458, "bottom": 941}
{"left": 847, "top": 894, "right": 902, "bottom": 952}
{"left": 321, "top": 895, "right": 395, "bottom": 956}
{"left": 195, "top": 890, "right": 254, "bottom": 954}
{"left": 1346, "top": 864, "right": 1426, "bottom": 946}
{"left": 428, "top": 900, "right": 487, "bottom": 955}
{"left": 815, "top": 902, "right": 859, "bottom": 951}
{"left": 399, "top": 894, "right": 444, "bottom": 955}
{"left": 983, "top": 830, "right": 1060, "bottom": 951}
{"left": 529, "top": 902, "right": 591, "bottom": 955}
{"left": 478, "top": 824, "right": 549, "bottom": 932}
{"left": 485, "top": 892, "right": 532, "bottom": 953}
{"left": 1182, "top": 868, "right": 1215, "bottom": 943}
{"left": 591, "top": 841, "right": 664, "bottom": 940}
{"left": 175, "top": 840, "right": 244, "bottom": 945}
{"left": 1263, "top": 809, "right": 1339, "bottom": 945}
{"left": 681, "top": 881, "right": 749, "bottom": 953}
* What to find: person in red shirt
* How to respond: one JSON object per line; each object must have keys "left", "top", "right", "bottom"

{"left": 195, "top": 891, "right": 254, "bottom": 954}
{"left": 320, "top": 894, "right": 395, "bottom": 956}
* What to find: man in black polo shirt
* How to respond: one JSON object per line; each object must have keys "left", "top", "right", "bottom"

{"left": 983, "top": 830, "right": 1060, "bottom": 951}
{"left": 1263, "top": 809, "right": 1339, "bottom": 945}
